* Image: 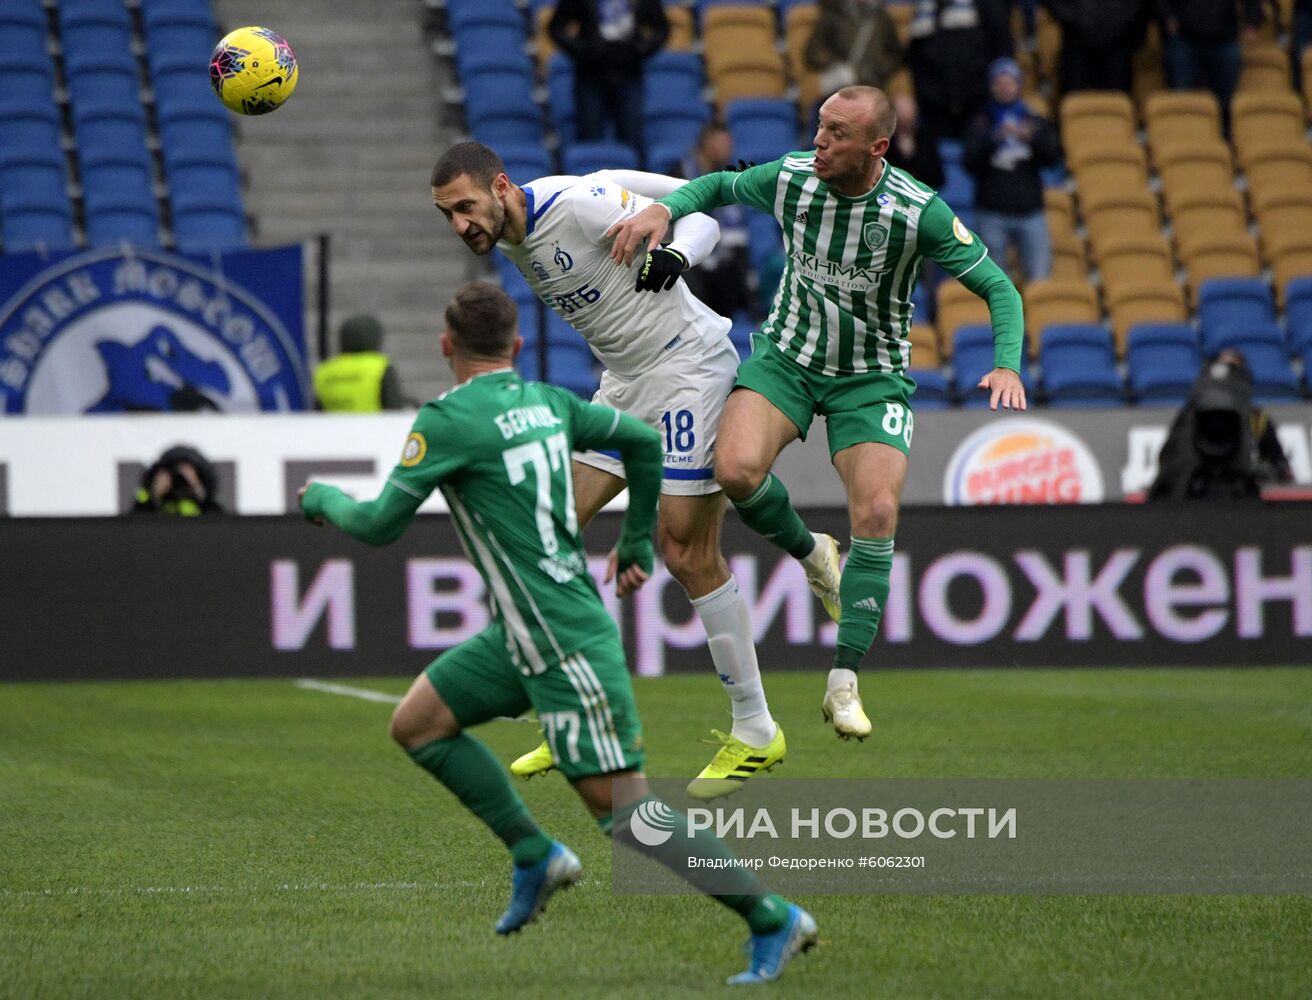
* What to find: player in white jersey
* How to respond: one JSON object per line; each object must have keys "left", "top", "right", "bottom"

{"left": 431, "top": 141, "right": 804, "bottom": 798}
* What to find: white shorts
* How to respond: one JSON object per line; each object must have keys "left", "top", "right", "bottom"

{"left": 576, "top": 335, "right": 739, "bottom": 496}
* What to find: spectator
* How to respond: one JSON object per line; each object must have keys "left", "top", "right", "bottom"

{"left": 549, "top": 0, "right": 669, "bottom": 153}
{"left": 677, "top": 122, "right": 755, "bottom": 320}
{"left": 1042, "top": 0, "right": 1152, "bottom": 94}
{"left": 1147, "top": 350, "right": 1292, "bottom": 502}
{"left": 964, "top": 58, "right": 1059, "bottom": 283}
{"left": 804, "top": 0, "right": 905, "bottom": 98}
{"left": 314, "top": 314, "right": 411, "bottom": 412}
{"left": 884, "top": 93, "right": 945, "bottom": 190}
{"left": 906, "top": 0, "right": 1013, "bottom": 139}
{"left": 1158, "top": 0, "right": 1263, "bottom": 128}
{"left": 131, "top": 445, "right": 224, "bottom": 516}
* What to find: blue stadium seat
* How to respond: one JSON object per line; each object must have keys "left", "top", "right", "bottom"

{"left": 1284, "top": 277, "right": 1312, "bottom": 355}
{"left": 546, "top": 342, "right": 600, "bottom": 397}
{"left": 546, "top": 54, "right": 576, "bottom": 142}
{"left": 165, "top": 153, "right": 242, "bottom": 209}
{"left": 84, "top": 193, "right": 160, "bottom": 246}
{"left": 952, "top": 324, "right": 1036, "bottom": 405}
{"left": 1, "top": 200, "right": 76, "bottom": 252}
{"left": 1125, "top": 323, "right": 1200, "bottom": 405}
{"left": 726, "top": 99, "right": 798, "bottom": 163}
{"left": 497, "top": 144, "right": 553, "bottom": 184}
{"left": 561, "top": 141, "right": 640, "bottom": 176}
{"left": 0, "top": 102, "right": 63, "bottom": 161}
{"left": 143, "top": 22, "right": 217, "bottom": 66}
{"left": 151, "top": 56, "right": 222, "bottom": 120}
{"left": 745, "top": 208, "right": 782, "bottom": 272}
{"left": 157, "top": 111, "right": 234, "bottom": 160}
{"left": 909, "top": 369, "right": 953, "bottom": 409}
{"left": 81, "top": 149, "right": 155, "bottom": 206}
{"left": 171, "top": 191, "right": 246, "bottom": 252}
{"left": 1196, "top": 278, "right": 1277, "bottom": 356}
{"left": 58, "top": 7, "right": 133, "bottom": 61}
{"left": 1236, "top": 339, "right": 1303, "bottom": 404}
{"left": 71, "top": 107, "right": 150, "bottom": 160}
{"left": 460, "top": 55, "right": 542, "bottom": 143}
{"left": 644, "top": 52, "right": 705, "bottom": 114}
{"left": 0, "top": 53, "right": 56, "bottom": 104}
{"left": 646, "top": 143, "right": 686, "bottom": 176}
{"left": 447, "top": 1, "right": 524, "bottom": 35}
{"left": 453, "top": 24, "right": 530, "bottom": 71}
{"left": 645, "top": 106, "right": 710, "bottom": 166}
{"left": 1038, "top": 324, "right": 1125, "bottom": 407}
{"left": 0, "top": 5, "right": 50, "bottom": 67}
{"left": 939, "top": 160, "right": 975, "bottom": 210}
{"left": 65, "top": 55, "right": 139, "bottom": 116}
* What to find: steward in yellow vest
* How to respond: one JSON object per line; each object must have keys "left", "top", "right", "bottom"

{"left": 314, "top": 314, "right": 410, "bottom": 411}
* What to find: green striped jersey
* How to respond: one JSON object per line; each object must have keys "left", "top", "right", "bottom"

{"left": 662, "top": 152, "right": 989, "bottom": 377}
{"left": 387, "top": 369, "right": 623, "bottom": 675}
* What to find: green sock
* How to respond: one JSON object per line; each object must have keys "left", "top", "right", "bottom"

{"left": 600, "top": 798, "right": 790, "bottom": 936}
{"left": 408, "top": 735, "right": 552, "bottom": 867}
{"left": 834, "top": 535, "right": 894, "bottom": 669}
{"left": 730, "top": 474, "right": 815, "bottom": 559}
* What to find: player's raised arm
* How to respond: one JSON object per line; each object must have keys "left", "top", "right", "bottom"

{"left": 607, "top": 161, "right": 780, "bottom": 266}
{"left": 916, "top": 196, "right": 1027, "bottom": 412}
{"left": 598, "top": 170, "right": 721, "bottom": 278}
{"left": 298, "top": 479, "right": 423, "bottom": 546}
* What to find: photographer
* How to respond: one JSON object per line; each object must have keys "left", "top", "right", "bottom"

{"left": 130, "top": 445, "right": 225, "bottom": 516}
{"left": 1148, "top": 351, "right": 1292, "bottom": 502}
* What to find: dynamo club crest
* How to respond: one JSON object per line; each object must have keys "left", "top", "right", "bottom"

{"left": 0, "top": 245, "right": 308, "bottom": 414}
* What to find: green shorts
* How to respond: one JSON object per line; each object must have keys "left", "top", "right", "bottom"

{"left": 424, "top": 623, "right": 645, "bottom": 781}
{"left": 735, "top": 332, "right": 918, "bottom": 457}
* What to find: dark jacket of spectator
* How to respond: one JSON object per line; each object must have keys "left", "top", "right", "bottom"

{"left": 804, "top": 0, "right": 905, "bottom": 93}
{"left": 548, "top": 0, "right": 669, "bottom": 78}
{"left": 963, "top": 75, "right": 1060, "bottom": 214}
{"left": 906, "top": 0, "right": 1013, "bottom": 136}
{"left": 883, "top": 95, "right": 945, "bottom": 190}
{"left": 1154, "top": 0, "right": 1262, "bottom": 42}
{"left": 1042, "top": 0, "right": 1149, "bottom": 50}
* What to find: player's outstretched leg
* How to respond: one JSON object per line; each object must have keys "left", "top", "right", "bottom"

{"left": 584, "top": 778, "right": 818, "bottom": 985}
{"left": 822, "top": 535, "right": 893, "bottom": 740}
{"left": 660, "top": 493, "right": 784, "bottom": 799}
{"left": 509, "top": 736, "right": 557, "bottom": 779}
{"left": 390, "top": 670, "right": 578, "bottom": 933}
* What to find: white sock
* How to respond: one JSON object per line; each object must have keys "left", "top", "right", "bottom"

{"left": 827, "top": 667, "right": 858, "bottom": 693}
{"left": 691, "top": 576, "right": 777, "bottom": 746}
{"left": 800, "top": 531, "right": 828, "bottom": 571}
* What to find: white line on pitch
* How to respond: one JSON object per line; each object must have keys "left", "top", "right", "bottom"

{"left": 293, "top": 678, "right": 402, "bottom": 704}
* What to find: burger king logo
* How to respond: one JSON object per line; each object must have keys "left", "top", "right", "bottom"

{"left": 943, "top": 418, "right": 1104, "bottom": 504}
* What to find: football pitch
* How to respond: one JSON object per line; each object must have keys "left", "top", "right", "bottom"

{"left": 3, "top": 668, "right": 1310, "bottom": 999}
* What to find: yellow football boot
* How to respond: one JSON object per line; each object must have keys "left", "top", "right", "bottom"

{"left": 686, "top": 726, "right": 786, "bottom": 800}
{"left": 509, "top": 740, "right": 557, "bottom": 779}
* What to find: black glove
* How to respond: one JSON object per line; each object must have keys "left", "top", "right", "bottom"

{"left": 634, "top": 248, "right": 686, "bottom": 293}
{"left": 726, "top": 159, "right": 757, "bottom": 172}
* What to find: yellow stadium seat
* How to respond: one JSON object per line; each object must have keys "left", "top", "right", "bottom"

{"left": 1107, "top": 282, "right": 1187, "bottom": 354}
{"left": 784, "top": 5, "right": 820, "bottom": 111}
{"left": 1049, "top": 231, "right": 1088, "bottom": 280}
{"left": 1159, "top": 165, "right": 1242, "bottom": 222}
{"left": 1144, "top": 90, "right": 1222, "bottom": 154}
{"left": 1024, "top": 279, "right": 1101, "bottom": 347}
{"left": 1044, "top": 188, "right": 1077, "bottom": 240}
{"left": 1073, "top": 152, "right": 1150, "bottom": 210}
{"left": 1034, "top": 7, "right": 1062, "bottom": 92}
{"left": 1170, "top": 188, "right": 1248, "bottom": 256}
{"left": 1094, "top": 234, "right": 1176, "bottom": 300}
{"left": 711, "top": 64, "right": 788, "bottom": 109}
{"left": 907, "top": 323, "right": 941, "bottom": 367}
{"left": 1274, "top": 251, "right": 1312, "bottom": 306}
{"left": 1232, "top": 91, "right": 1305, "bottom": 156}
{"left": 937, "top": 280, "right": 991, "bottom": 345}
{"left": 665, "top": 6, "right": 695, "bottom": 51}
{"left": 1258, "top": 204, "right": 1312, "bottom": 262}
{"left": 704, "top": 7, "right": 780, "bottom": 79}
{"left": 1060, "top": 92, "right": 1137, "bottom": 162}
{"left": 1131, "top": 23, "right": 1166, "bottom": 118}
{"left": 1183, "top": 232, "right": 1261, "bottom": 303}
{"left": 1303, "top": 48, "right": 1312, "bottom": 114}
{"left": 535, "top": 7, "right": 557, "bottom": 76}
{"left": 1238, "top": 42, "right": 1292, "bottom": 92}
{"left": 1083, "top": 189, "right": 1161, "bottom": 253}
{"left": 1156, "top": 139, "right": 1235, "bottom": 200}
{"left": 1244, "top": 145, "right": 1312, "bottom": 210}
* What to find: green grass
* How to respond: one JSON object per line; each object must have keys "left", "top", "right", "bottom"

{"left": 2, "top": 669, "right": 1310, "bottom": 999}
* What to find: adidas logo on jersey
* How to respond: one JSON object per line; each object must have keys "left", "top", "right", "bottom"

{"left": 852, "top": 596, "right": 881, "bottom": 612}
{"left": 795, "top": 210, "right": 808, "bottom": 224}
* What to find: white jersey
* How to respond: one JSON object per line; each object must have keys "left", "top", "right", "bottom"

{"left": 496, "top": 170, "right": 732, "bottom": 379}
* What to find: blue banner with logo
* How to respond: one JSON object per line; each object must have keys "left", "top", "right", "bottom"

{"left": 0, "top": 245, "right": 308, "bottom": 414}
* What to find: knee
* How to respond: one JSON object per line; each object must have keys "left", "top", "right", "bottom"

{"left": 851, "top": 494, "right": 899, "bottom": 539}
{"left": 660, "top": 531, "right": 721, "bottom": 589}
{"left": 389, "top": 702, "right": 458, "bottom": 749}
{"left": 715, "top": 450, "right": 767, "bottom": 500}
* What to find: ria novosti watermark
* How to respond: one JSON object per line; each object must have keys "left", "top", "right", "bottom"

{"left": 611, "top": 779, "right": 1312, "bottom": 896}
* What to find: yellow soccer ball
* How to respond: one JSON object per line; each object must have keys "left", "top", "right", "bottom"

{"left": 209, "top": 26, "right": 298, "bottom": 115}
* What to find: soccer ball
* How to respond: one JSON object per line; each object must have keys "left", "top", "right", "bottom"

{"left": 209, "top": 26, "right": 298, "bottom": 116}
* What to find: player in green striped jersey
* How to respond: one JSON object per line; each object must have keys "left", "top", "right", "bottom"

{"left": 609, "top": 86, "right": 1027, "bottom": 740}
{"left": 298, "top": 283, "right": 817, "bottom": 983}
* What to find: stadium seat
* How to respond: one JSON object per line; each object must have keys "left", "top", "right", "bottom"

{"left": 644, "top": 52, "right": 706, "bottom": 113}
{"left": 1094, "top": 234, "right": 1175, "bottom": 299}
{"left": 1233, "top": 336, "right": 1303, "bottom": 403}
{"left": 447, "top": 2, "right": 524, "bottom": 35}
{"left": 1024, "top": 279, "right": 1100, "bottom": 350}
{"left": 784, "top": 4, "right": 821, "bottom": 115}
{"left": 1044, "top": 188, "right": 1077, "bottom": 239}
{"left": 726, "top": 99, "right": 799, "bottom": 163}
{"left": 1154, "top": 139, "right": 1235, "bottom": 198}
{"left": 1183, "top": 233, "right": 1261, "bottom": 305}
{"left": 1244, "top": 145, "right": 1312, "bottom": 212}
{"left": 1170, "top": 189, "right": 1249, "bottom": 259}
{"left": 1039, "top": 325, "right": 1126, "bottom": 407}
{"left": 1059, "top": 91, "right": 1136, "bottom": 161}
{"left": 80, "top": 149, "right": 155, "bottom": 207}
{"left": 164, "top": 152, "right": 242, "bottom": 209}
{"left": 0, "top": 52, "right": 56, "bottom": 105}
{"left": 702, "top": 5, "right": 777, "bottom": 70}
{"left": 58, "top": 7, "right": 133, "bottom": 61}
{"left": 561, "top": 141, "right": 640, "bottom": 176}
{"left": 951, "top": 324, "right": 1035, "bottom": 405}
{"left": 744, "top": 207, "right": 782, "bottom": 272}
{"left": 157, "top": 113, "right": 234, "bottom": 161}
{"left": 151, "top": 55, "right": 227, "bottom": 120}
{"left": 497, "top": 144, "right": 553, "bottom": 184}
{"left": 461, "top": 55, "right": 544, "bottom": 144}
{"left": 141, "top": 16, "right": 216, "bottom": 66}
{"left": 1231, "top": 92, "right": 1304, "bottom": 157}
{"left": 65, "top": 58, "right": 140, "bottom": 120}
{"left": 84, "top": 194, "right": 160, "bottom": 246}
{"left": 664, "top": 6, "right": 695, "bottom": 51}
{"left": 645, "top": 106, "right": 712, "bottom": 168}
{"left": 908, "top": 369, "right": 952, "bottom": 409}
{"left": 1272, "top": 250, "right": 1312, "bottom": 308}
{"left": 1125, "top": 323, "right": 1200, "bottom": 404}
{"left": 0, "top": 102, "right": 63, "bottom": 161}
{"left": 1144, "top": 90, "right": 1222, "bottom": 156}
{"left": 0, "top": 5, "right": 48, "bottom": 68}
{"left": 0, "top": 197, "right": 76, "bottom": 252}
{"left": 1049, "top": 231, "right": 1088, "bottom": 281}
{"left": 171, "top": 191, "right": 247, "bottom": 252}
{"left": 0, "top": 147, "right": 68, "bottom": 207}
{"left": 1070, "top": 145, "right": 1149, "bottom": 202}
{"left": 711, "top": 63, "right": 787, "bottom": 110}
{"left": 1284, "top": 277, "right": 1312, "bottom": 354}
{"left": 1197, "top": 278, "right": 1276, "bottom": 354}
{"left": 1083, "top": 189, "right": 1160, "bottom": 256}
{"left": 936, "top": 281, "right": 992, "bottom": 346}
{"left": 545, "top": 53, "right": 575, "bottom": 141}
{"left": 71, "top": 107, "right": 151, "bottom": 161}
{"left": 1238, "top": 42, "right": 1291, "bottom": 92}
{"left": 1107, "top": 282, "right": 1187, "bottom": 354}
{"left": 907, "top": 323, "right": 941, "bottom": 367}
{"left": 454, "top": 24, "right": 529, "bottom": 72}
